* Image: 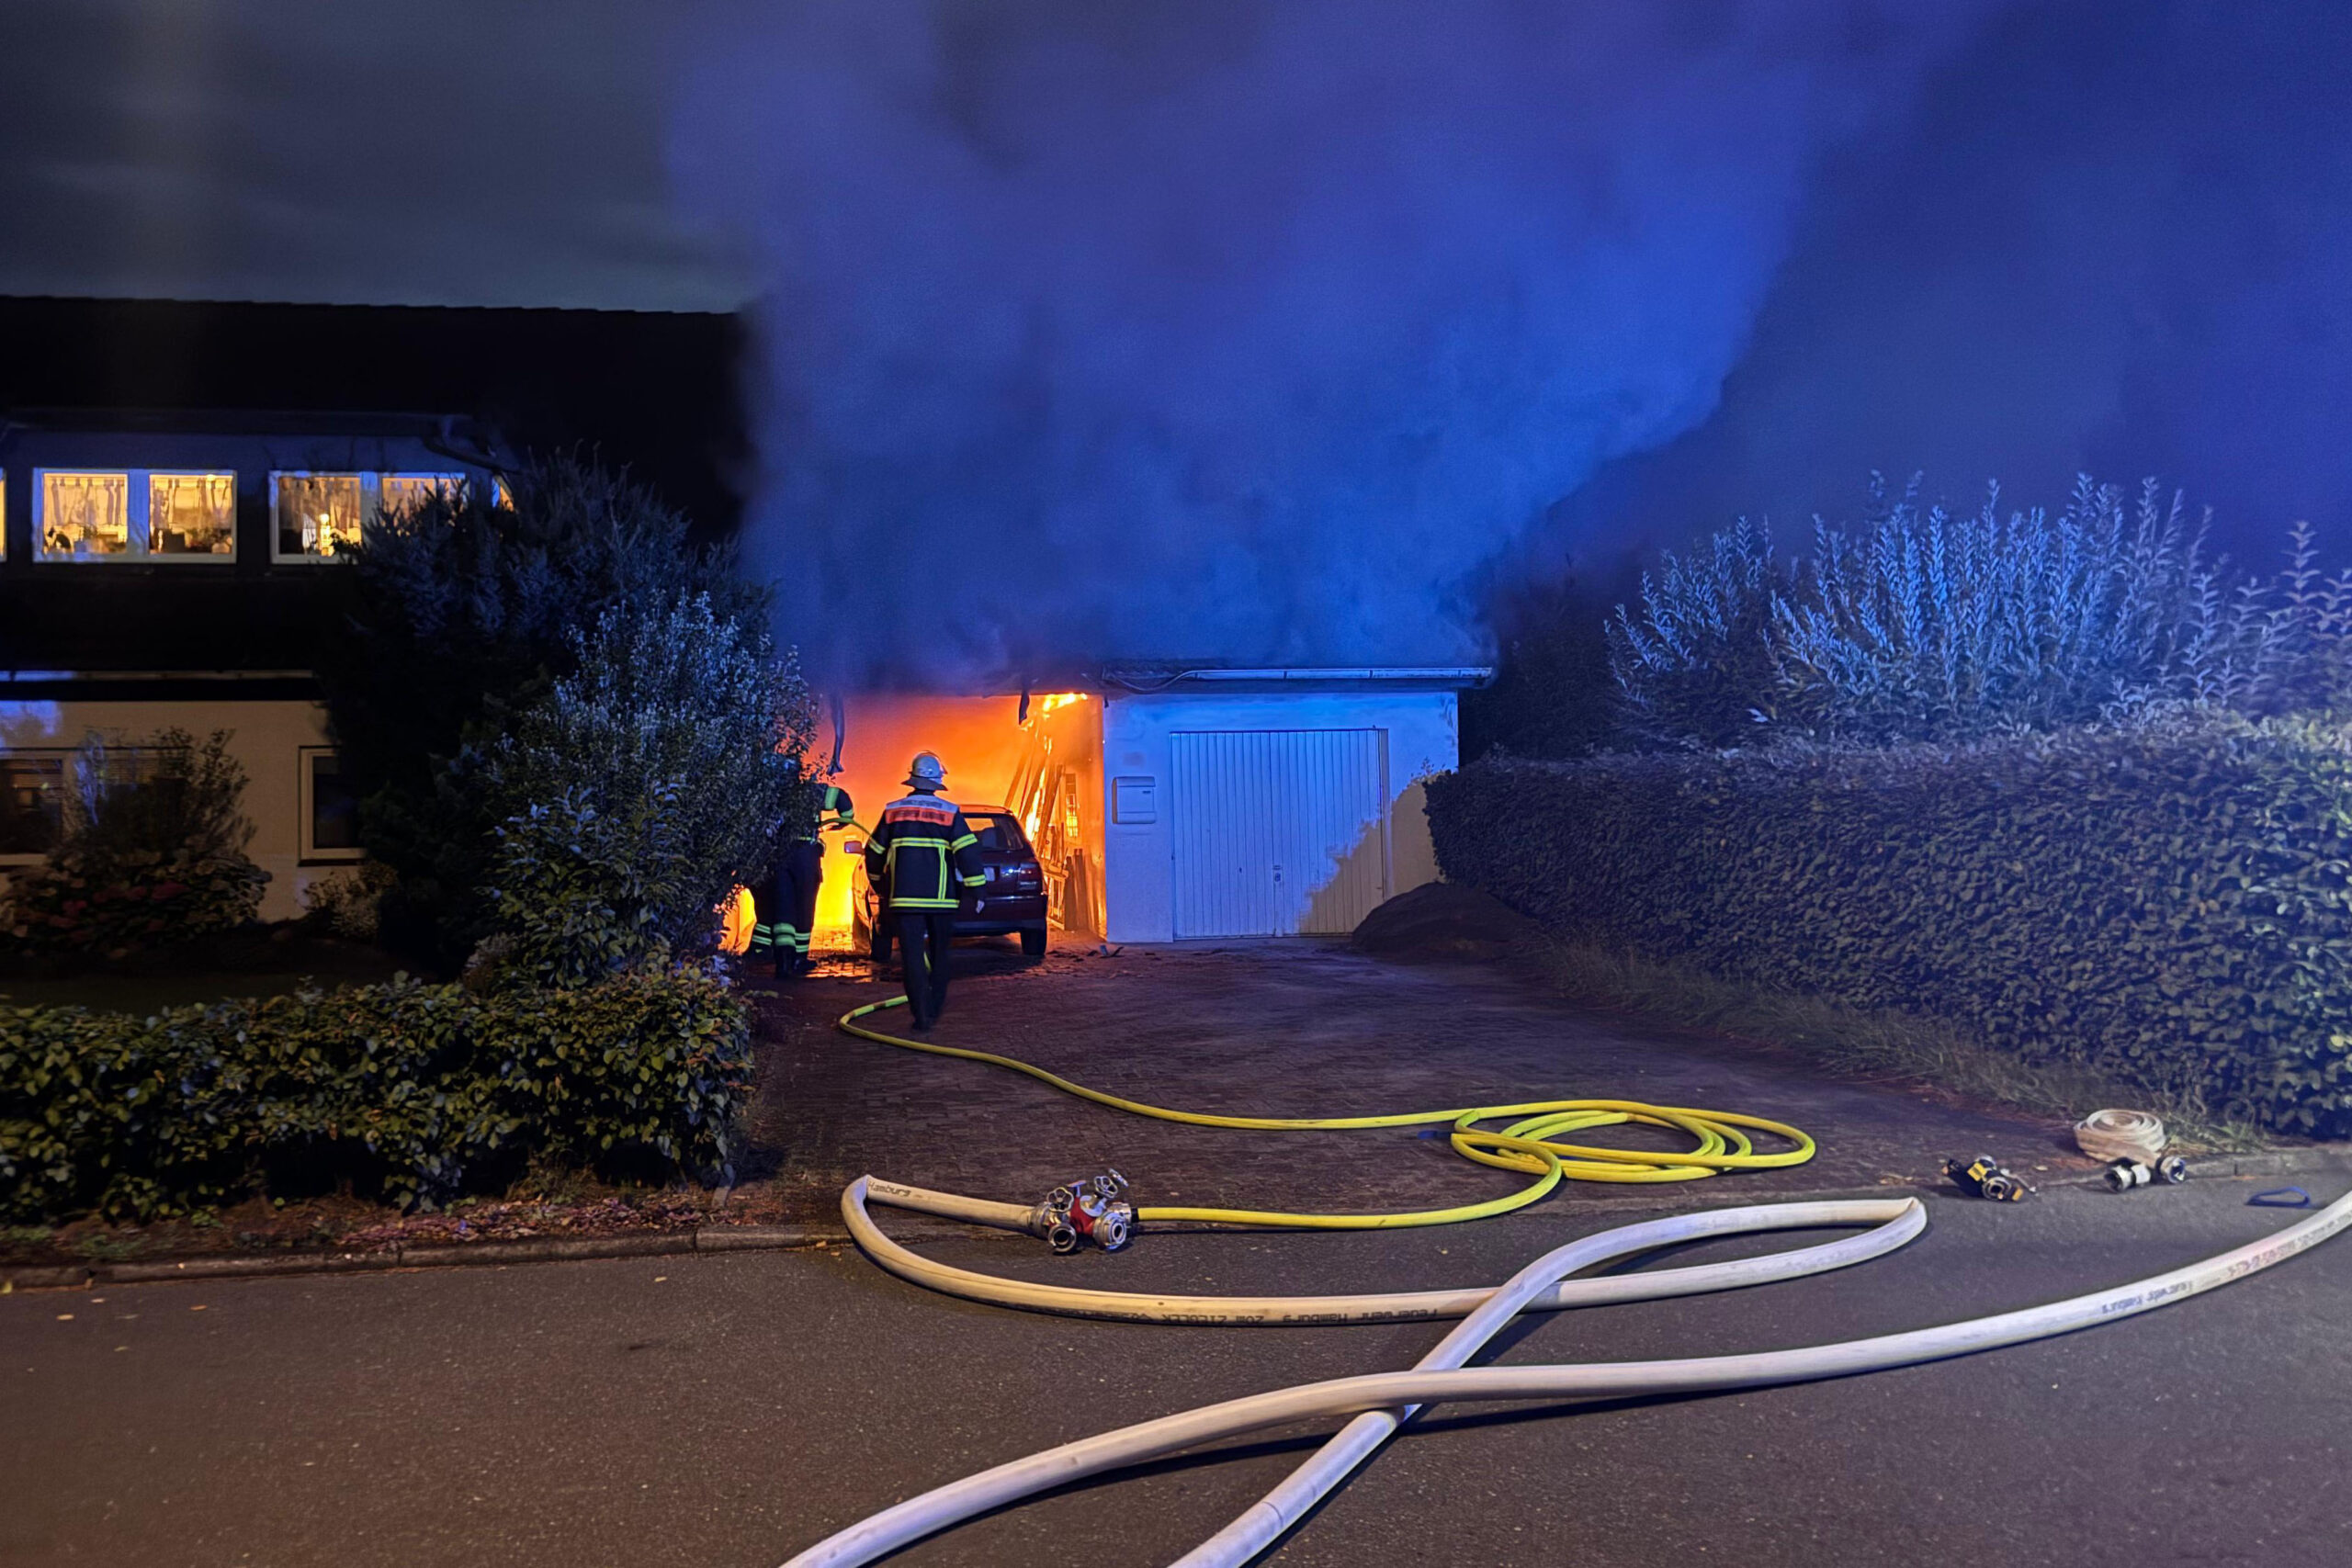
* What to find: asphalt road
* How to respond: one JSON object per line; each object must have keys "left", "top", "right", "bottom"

{"left": 6, "top": 1172, "right": 2348, "bottom": 1567}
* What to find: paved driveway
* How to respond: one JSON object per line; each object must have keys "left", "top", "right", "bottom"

{"left": 740, "top": 937, "right": 2092, "bottom": 1225}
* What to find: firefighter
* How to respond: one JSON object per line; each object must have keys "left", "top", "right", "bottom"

{"left": 752, "top": 783, "right": 854, "bottom": 980}
{"left": 864, "top": 751, "right": 985, "bottom": 1030}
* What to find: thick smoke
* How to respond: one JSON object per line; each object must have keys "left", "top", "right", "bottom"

{"left": 1533, "top": 0, "right": 2352, "bottom": 583}
{"left": 671, "top": 2, "right": 1993, "bottom": 684}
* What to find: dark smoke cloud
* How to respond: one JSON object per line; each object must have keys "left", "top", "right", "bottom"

{"left": 1536, "top": 0, "right": 2352, "bottom": 582}
{"left": 673, "top": 1, "right": 1995, "bottom": 684}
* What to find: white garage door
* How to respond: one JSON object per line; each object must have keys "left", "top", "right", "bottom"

{"left": 1169, "top": 728, "right": 1389, "bottom": 938}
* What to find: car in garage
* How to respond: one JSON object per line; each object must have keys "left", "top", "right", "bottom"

{"left": 849, "top": 802, "right": 1050, "bottom": 962}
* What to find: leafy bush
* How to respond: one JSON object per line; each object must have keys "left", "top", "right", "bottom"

{"left": 1605, "top": 515, "right": 1784, "bottom": 748}
{"left": 319, "top": 454, "right": 770, "bottom": 970}
{"left": 0, "top": 968, "right": 752, "bottom": 1222}
{"left": 477, "top": 593, "right": 818, "bottom": 989}
{"left": 300, "top": 861, "right": 397, "bottom": 942}
{"left": 65, "top": 728, "right": 254, "bottom": 865}
{"left": 0, "top": 728, "right": 267, "bottom": 959}
{"left": 3, "top": 852, "right": 269, "bottom": 959}
{"left": 1609, "top": 475, "right": 2346, "bottom": 748}
{"left": 1427, "top": 712, "right": 2352, "bottom": 1136}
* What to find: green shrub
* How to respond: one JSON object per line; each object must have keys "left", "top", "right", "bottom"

{"left": 479, "top": 593, "right": 819, "bottom": 989}
{"left": 1, "top": 728, "right": 268, "bottom": 958}
{"left": 1427, "top": 711, "right": 2352, "bottom": 1135}
{"left": 65, "top": 727, "right": 254, "bottom": 866}
{"left": 2, "top": 850, "right": 269, "bottom": 958}
{"left": 320, "top": 454, "right": 772, "bottom": 970}
{"left": 0, "top": 968, "right": 752, "bottom": 1223}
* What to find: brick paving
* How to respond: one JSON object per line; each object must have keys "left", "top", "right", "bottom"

{"left": 734, "top": 935, "right": 2093, "bottom": 1224}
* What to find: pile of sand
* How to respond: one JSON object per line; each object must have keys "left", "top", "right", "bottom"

{"left": 1350, "top": 882, "right": 1538, "bottom": 964}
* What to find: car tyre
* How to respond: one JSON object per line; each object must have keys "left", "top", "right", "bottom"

{"left": 1020, "top": 926, "right": 1047, "bottom": 960}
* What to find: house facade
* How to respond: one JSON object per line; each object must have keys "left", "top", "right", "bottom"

{"left": 0, "top": 411, "right": 498, "bottom": 918}
{"left": 0, "top": 297, "right": 746, "bottom": 924}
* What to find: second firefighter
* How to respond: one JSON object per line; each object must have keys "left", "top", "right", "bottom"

{"left": 864, "top": 751, "right": 985, "bottom": 1030}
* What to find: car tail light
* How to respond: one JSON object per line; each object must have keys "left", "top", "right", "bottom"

{"left": 1008, "top": 863, "right": 1042, "bottom": 889}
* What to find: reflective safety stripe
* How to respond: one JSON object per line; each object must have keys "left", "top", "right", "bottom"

{"left": 950, "top": 832, "right": 978, "bottom": 852}
{"left": 888, "top": 897, "right": 960, "bottom": 909}
{"left": 959, "top": 874, "right": 986, "bottom": 887}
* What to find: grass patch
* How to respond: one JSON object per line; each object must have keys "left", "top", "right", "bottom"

{"left": 1521, "top": 937, "right": 2267, "bottom": 1153}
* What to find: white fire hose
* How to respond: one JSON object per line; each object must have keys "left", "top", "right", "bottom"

{"left": 782, "top": 1175, "right": 2352, "bottom": 1567}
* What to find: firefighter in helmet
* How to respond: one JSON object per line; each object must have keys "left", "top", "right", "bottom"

{"left": 864, "top": 751, "right": 985, "bottom": 1030}
{"left": 752, "top": 781, "right": 854, "bottom": 980}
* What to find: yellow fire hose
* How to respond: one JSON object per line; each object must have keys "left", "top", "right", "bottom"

{"left": 838, "top": 994, "right": 1816, "bottom": 1228}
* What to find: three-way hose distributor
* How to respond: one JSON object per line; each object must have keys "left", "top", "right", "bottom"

{"left": 1033, "top": 1169, "right": 1135, "bottom": 1253}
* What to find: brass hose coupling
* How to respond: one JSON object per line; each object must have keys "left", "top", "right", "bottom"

{"left": 1034, "top": 1169, "right": 1136, "bottom": 1254}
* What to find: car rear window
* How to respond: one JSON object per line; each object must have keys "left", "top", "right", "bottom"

{"left": 964, "top": 813, "right": 1026, "bottom": 852}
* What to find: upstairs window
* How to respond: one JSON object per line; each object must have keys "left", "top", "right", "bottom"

{"left": 274, "top": 473, "right": 365, "bottom": 559}
{"left": 37, "top": 469, "right": 236, "bottom": 562}
{"left": 148, "top": 472, "right": 237, "bottom": 556}
{"left": 40, "top": 471, "right": 132, "bottom": 558}
{"left": 380, "top": 473, "right": 466, "bottom": 516}
{"left": 271, "top": 471, "right": 467, "bottom": 561}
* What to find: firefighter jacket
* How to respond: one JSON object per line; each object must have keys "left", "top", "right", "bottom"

{"left": 865, "top": 790, "right": 986, "bottom": 911}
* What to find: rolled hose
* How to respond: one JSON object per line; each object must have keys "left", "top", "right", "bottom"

{"left": 786, "top": 1177, "right": 2352, "bottom": 1567}
{"left": 2075, "top": 1107, "right": 2169, "bottom": 1164}
{"left": 838, "top": 996, "right": 1818, "bottom": 1226}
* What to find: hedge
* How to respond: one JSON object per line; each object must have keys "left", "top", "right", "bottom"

{"left": 1427, "top": 714, "right": 2352, "bottom": 1135}
{"left": 0, "top": 969, "right": 752, "bottom": 1223}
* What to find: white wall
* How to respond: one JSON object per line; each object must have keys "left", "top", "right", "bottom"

{"left": 1, "top": 698, "right": 339, "bottom": 922}
{"left": 1100, "top": 688, "right": 1459, "bottom": 943}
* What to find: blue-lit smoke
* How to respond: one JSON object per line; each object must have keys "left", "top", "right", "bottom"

{"left": 671, "top": 2, "right": 1992, "bottom": 684}
{"left": 1532, "top": 0, "right": 2352, "bottom": 584}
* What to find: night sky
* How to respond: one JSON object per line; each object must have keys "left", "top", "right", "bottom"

{"left": 7, "top": 3, "right": 2351, "bottom": 678}
{"left": 0, "top": 0, "right": 746, "bottom": 310}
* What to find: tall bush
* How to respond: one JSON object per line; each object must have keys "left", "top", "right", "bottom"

{"left": 1608, "top": 475, "right": 2345, "bottom": 748}
{"left": 318, "top": 454, "right": 769, "bottom": 969}
{"left": 477, "top": 594, "right": 818, "bottom": 989}
{"left": 1427, "top": 713, "right": 2352, "bottom": 1135}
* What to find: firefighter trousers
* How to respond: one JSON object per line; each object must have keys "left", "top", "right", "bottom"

{"left": 895, "top": 911, "right": 956, "bottom": 1027}
{"left": 752, "top": 840, "right": 824, "bottom": 977}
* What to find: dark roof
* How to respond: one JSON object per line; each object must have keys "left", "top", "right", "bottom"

{"left": 0, "top": 296, "right": 748, "bottom": 536}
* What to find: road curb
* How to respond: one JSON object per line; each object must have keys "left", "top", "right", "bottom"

{"left": 0, "top": 1218, "right": 954, "bottom": 1292}
{"left": 6, "top": 1145, "right": 2344, "bottom": 1292}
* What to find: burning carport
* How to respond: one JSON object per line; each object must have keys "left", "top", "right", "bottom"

{"left": 812, "top": 665, "right": 1487, "bottom": 948}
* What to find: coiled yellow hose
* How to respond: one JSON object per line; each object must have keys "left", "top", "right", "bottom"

{"left": 838, "top": 995, "right": 1816, "bottom": 1229}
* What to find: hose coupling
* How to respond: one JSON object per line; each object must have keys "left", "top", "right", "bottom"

{"left": 2103, "top": 1155, "right": 2190, "bottom": 1191}
{"left": 1034, "top": 1169, "right": 1136, "bottom": 1254}
{"left": 1945, "top": 1153, "right": 2033, "bottom": 1201}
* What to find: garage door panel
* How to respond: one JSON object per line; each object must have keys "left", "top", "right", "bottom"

{"left": 1170, "top": 728, "right": 1388, "bottom": 938}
